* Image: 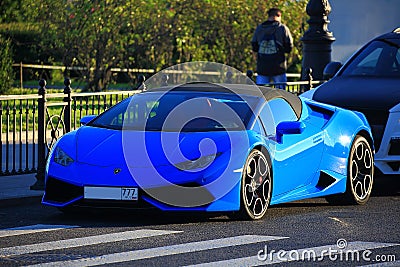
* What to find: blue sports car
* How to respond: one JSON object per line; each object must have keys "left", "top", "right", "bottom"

{"left": 42, "top": 76, "right": 374, "bottom": 220}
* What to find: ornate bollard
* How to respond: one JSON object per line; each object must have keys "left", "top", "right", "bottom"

{"left": 136, "top": 74, "right": 146, "bottom": 91}
{"left": 307, "top": 68, "right": 313, "bottom": 90}
{"left": 31, "top": 79, "right": 46, "bottom": 190}
{"left": 161, "top": 74, "right": 169, "bottom": 86}
{"left": 301, "top": 0, "right": 335, "bottom": 82}
{"left": 301, "top": 67, "right": 313, "bottom": 93}
{"left": 246, "top": 70, "right": 254, "bottom": 84}
{"left": 225, "top": 71, "right": 233, "bottom": 84}
{"left": 63, "top": 78, "right": 72, "bottom": 133}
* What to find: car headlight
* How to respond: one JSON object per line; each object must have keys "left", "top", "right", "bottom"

{"left": 174, "top": 153, "right": 221, "bottom": 171}
{"left": 54, "top": 147, "right": 74, "bottom": 166}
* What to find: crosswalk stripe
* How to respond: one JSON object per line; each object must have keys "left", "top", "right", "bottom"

{"left": 0, "top": 224, "right": 78, "bottom": 238}
{"left": 27, "top": 235, "right": 287, "bottom": 267}
{"left": 358, "top": 260, "right": 400, "bottom": 267}
{"left": 185, "top": 241, "right": 400, "bottom": 266}
{"left": 0, "top": 229, "right": 181, "bottom": 257}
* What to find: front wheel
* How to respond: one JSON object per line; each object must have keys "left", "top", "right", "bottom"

{"left": 232, "top": 149, "right": 272, "bottom": 220}
{"left": 326, "top": 135, "right": 374, "bottom": 205}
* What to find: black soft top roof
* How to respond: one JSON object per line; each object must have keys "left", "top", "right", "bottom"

{"left": 146, "top": 82, "right": 302, "bottom": 119}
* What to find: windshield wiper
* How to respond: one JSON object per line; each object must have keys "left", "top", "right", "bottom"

{"left": 90, "top": 123, "right": 121, "bottom": 130}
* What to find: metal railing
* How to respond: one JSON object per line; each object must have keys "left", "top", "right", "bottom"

{"left": 1, "top": 73, "right": 324, "bottom": 190}
{"left": 12, "top": 62, "right": 156, "bottom": 90}
{"left": 0, "top": 78, "right": 139, "bottom": 189}
{"left": 0, "top": 94, "right": 40, "bottom": 175}
{"left": 12, "top": 62, "right": 303, "bottom": 90}
{"left": 263, "top": 80, "right": 325, "bottom": 94}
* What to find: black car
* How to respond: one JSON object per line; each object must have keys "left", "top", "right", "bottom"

{"left": 302, "top": 27, "right": 400, "bottom": 176}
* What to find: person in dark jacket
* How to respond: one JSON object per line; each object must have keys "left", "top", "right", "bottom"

{"left": 251, "top": 8, "right": 293, "bottom": 88}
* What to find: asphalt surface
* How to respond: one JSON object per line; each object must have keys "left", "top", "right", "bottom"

{"left": 0, "top": 174, "right": 398, "bottom": 266}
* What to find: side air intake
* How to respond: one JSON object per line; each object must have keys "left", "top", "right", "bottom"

{"left": 316, "top": 171, "right": 337, "bottom": 190}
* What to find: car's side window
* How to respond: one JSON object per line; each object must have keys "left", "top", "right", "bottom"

{"left": 342, "top": 40, "right": 400, "bottom": 77}
{"left": 352, "top": 48, "right": 382, "bottom": 75}
{"left": 259, "top": 98, "right": 298, "bottom": 135}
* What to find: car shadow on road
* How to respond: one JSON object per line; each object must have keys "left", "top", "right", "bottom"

{"left": 372, "top": 174, "right": 400, "bottom": 197}
{"left": 44, "top": 174, "right": 399, "bottom": 226}
{"left": 47, "top": 206, "right": 231, "bottom": 226}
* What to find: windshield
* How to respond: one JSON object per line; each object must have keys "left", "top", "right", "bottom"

{"left": 89, "top": 91, "right": 259, "bottom": 132}
{"left": 341, "top": 39, "right": 400, "bottom": 78}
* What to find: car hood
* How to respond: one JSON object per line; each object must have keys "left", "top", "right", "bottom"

{"left": 74, "top": 126, "right": 242, "bottom": 167}
{"left": 313, "top": 76, "right": 400, "bottom": 111}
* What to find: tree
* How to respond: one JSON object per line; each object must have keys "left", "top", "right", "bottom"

{"left": 0, "top": 36, "right": 14, "bottom": 94}
{"left": 141, "top": 0, "right": 307, "bottom": 74}
{"left": 0, "top": 0, "right": 24, "bottom": 23}
{"left": 3, "top": 0, "right": 309, "bottom": 90}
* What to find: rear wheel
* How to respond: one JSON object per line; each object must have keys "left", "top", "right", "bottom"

{"left": 231, "top": 149, "right": 272, "bottom": 220}
{"left": 326, "top": 135, "right": 374, "bottom": 205}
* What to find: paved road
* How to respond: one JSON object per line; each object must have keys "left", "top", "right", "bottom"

{"left": 0, "top": 176, "right": 399, "bottom": 266}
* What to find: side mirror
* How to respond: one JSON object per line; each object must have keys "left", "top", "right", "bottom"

{"left": 80, "top": 115, "right": 97, "bottom": 125}
{"left": 276, "top": 121, "right": 306, "bottom": 144}
{"left": 323, "top": 62, "right": 342, "bottom": 80}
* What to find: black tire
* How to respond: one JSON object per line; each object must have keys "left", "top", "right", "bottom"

{"left": 230, "top": 149, "right": 272, "bottom": 220}
{"left": 326, "top": 135, "right": 374, "bottom": 205}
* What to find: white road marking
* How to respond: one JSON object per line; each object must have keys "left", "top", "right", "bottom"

{"left": 185, "top": 241, "right": 400, "bottom": 266}
{"left": 358, "top": 260, "right": 400, "bottom": 267}
{"left": 0, "top": 229, "right": 181, "bottom": 257}
{"left": 0, "top": 224, "right": 78, "bottom": 238}
{"left": 329, "top": 217, "right": 350, "bottom": 227}
{"left": 27, "top": 235, "right": 287, "bottom": 267}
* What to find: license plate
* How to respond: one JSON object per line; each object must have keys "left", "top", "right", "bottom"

{"left": 121, "top": 187, "right": 138, "bottom": 200}
{"left": 84, "top": 186, "right": 138, "bottom": 201}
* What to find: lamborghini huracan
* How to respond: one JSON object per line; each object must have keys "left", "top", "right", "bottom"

{"left": 42, "top": 78, "right": 374, "bottom": 220}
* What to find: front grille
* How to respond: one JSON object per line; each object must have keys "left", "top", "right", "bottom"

{"left": 44, "top": 177, "right": 83, "bottom": 203}
{"left": 76, "top": 196, "right": 155, "bottom": 209}
{"left": 145, "top": 184, "right": 215, "bottom": 207}
{"left": 355, "top": 109, "right": 389, "bottom": 151}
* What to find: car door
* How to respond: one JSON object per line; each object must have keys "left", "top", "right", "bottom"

{"left": 259, "top": 98, "right": 325, "bottom": 196}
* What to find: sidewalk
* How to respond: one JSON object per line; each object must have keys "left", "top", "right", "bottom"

{"left": 0, "top": 173, "right": 44, "bottom": 207}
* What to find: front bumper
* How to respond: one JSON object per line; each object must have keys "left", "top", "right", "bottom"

{"left": 375, "top": 111, "right": 400, "bottom": 175}
{"left": 42, "top": 163, "right": 243, "bottom": 212}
